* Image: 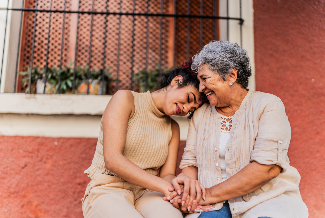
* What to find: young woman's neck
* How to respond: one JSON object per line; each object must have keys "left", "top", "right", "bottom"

{"left": 151, "top": 88, "right": 168, "bottom": 114}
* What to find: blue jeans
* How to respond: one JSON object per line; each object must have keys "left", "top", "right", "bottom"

{"left": 198, "top": 202, "right": 271, "bottom": 218}
{"left": 198, "top": 202, "right": 232, "bottom": 218}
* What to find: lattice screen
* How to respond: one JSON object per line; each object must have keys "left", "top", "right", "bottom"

{"left": 18, "top": 0, "right": 218, "bottom": 94}
{"left": 20, "top": 0, "right": 71, "bottom": 72}
{"left": 175, "top": 0, "right": 217, "bottom": 66}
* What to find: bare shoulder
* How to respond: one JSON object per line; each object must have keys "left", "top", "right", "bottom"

{"left": 103, "top": 90, "right": 135, "bottom": 118}
{"left": 112, "top": 90, "right": 134, "bottom": 102}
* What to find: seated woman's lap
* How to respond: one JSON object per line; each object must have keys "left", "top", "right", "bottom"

{"left": 83, "top": 186, "right": 182, "bottom": 218}
{"left": 197, "top": 202, "right": 232, "bottom": 218}
{"left": 242, "top": 192, "right": 308, "bottom": 218}
{"left": 136, "top": 191, "right": 183, "bottom": 218}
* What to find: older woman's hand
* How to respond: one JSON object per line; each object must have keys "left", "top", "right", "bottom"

{"left": 170, "top": 173, "right": 206, "bottom": 211}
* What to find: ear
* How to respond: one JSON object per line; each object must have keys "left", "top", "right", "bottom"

{"left": 227, "top": 69, "right": 238, "bottom": 84}
{"left": 170, "top": 75, "right": 184, "bottom": 88}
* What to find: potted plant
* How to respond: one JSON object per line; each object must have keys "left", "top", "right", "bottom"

{"left": 19, "top": 65, "right": 43, "bottom": 94}
{"left": 18, "top": 63, "right": 114, "bottom": 95}
{"left": 76, "top": 66, "right": 113, "bottom": 95}
{"left": 135, "top": 65, "right": 171, "bottom": 92}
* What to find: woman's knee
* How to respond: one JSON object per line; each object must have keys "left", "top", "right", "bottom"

{"left": 136, "top": 191, "right": 183, "bottom": 218}
{"left": 84, "top": 188, "right": 143, "bottom": 218}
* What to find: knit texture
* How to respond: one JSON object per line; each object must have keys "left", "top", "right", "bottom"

{"left": 84, "top": 91, "right": 172, "bottom": 198}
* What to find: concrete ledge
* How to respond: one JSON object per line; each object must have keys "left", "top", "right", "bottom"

{"left": 0, "top": 93, "right": 112, "bottom": 115}
{"left": 0, "top": 93, "right": 190, "bottom": 139}
{"left": 0, "top": 114, "right": 102, "bottom": 138}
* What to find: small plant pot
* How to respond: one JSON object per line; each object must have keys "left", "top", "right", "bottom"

{"left": 77, "top": 80, "right": 106, "bottom": 95}
{"left": 36, "top": 79, "right": 57, "bottom": 94}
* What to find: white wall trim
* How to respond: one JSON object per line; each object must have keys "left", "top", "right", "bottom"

{"left": 221, "top": 0, "right": 255, "bottom": 91}
{"left": 0, "top": 94, "right": 190, "bottom": 139}
{"left": 0, "top": 93, "right": 112, "bottom": 115}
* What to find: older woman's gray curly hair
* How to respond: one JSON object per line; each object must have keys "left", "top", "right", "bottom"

{"left": 192, "top": 41, "right": 252, "bottom": 88}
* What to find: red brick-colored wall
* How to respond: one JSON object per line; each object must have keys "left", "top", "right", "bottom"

{"left": 254, "top": 0, "right": 325, "bottom": 217}
{"left": 0, "top": 136, "right": 186, "bottom": 218}
{"left": 0, "top": 136, "right": 96, "bottom": 218}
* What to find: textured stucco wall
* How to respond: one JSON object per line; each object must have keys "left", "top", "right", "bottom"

{"left": 254, "top": 0, "right": 325, "bottom": 217}
{"left": 0, "top": 136, "right": 96, "bottom": 218}
{"left": 0, "top": 136, "right": 186, "bottom": 218}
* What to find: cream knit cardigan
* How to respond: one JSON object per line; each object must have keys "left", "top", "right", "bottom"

{"left": 180, "top": 91, "right": 308, "bottom": 218}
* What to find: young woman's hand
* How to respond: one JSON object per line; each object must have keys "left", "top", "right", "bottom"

{"left": 159, "top": 182, "right": 175, "bottom": 199}
{"left": 170, "top": 173, "right": 206, "bottom": 211}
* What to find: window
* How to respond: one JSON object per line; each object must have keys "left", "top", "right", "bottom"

{"left": 0, "top": 0, "right": 249, "bottom": 95}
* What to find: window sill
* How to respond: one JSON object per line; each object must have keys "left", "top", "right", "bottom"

{"left": 0, "top": 93, "right": 112, "bottom": 115}
{"left": 0, "top": 93, "right": 189, "bottom": 139}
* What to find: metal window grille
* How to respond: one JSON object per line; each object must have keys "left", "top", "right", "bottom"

{"left": 0, "top": 0, "right": 243, "bottom": 95}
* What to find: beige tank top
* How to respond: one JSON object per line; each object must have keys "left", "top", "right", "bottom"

{"left": 84, "top": 91, "right": 172, "bottom": 182}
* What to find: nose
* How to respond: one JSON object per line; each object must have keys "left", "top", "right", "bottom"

{"left": 199, "top": 82, "right": 206, "bottom": 92}
{"left": 182, "top": 104, "right": 190, "bottom": 114}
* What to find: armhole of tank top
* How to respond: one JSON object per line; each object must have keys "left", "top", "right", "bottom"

{"left": 129, "top": 91, "right": 137, "bottom": 121}
{"left": 169, "top": 117, "right": 173, "bottom": 142}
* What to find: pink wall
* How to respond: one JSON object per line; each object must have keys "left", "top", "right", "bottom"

{"left": 0, "top": 136, "right": 185, "bottom": 218}
{"left": 0, "top": 136, "right": 96, "bottom": 218}
{"left": 254, "top": 0, "right": 325, "bottom": 217}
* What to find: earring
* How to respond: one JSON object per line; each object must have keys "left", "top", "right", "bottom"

{"left": 229, "top": 82, "right": 233, "bottom": 86}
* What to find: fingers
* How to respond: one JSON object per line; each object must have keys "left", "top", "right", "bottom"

{"left": 181, "top": 179, "right": 190, "bottom": 206}
{"left": 187, "top": 180, "right": 197, "bottom": 211}
{"left": 180, "top": 196, "right": 189, "bottom": 213}
{"left": 195, "top": 181, "right": 202, "bottom": 204}
{"left": 171, "top": 178, "right": 182, "bottom": 196}
{"left": 167, "top": 191, "right": 178, "bottom": 201}
{"left": 200, "top": 183, "right": 206, "bottom": 201}
{"left": 171, "top": 195, "right": 181, "bottom": 209}
{"left": 201, "top": 205, "right": 214, "bottom": 211}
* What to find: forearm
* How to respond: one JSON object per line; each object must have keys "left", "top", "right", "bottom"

{"left": 181, "top": 166, "right": 198, "bottom": 179}
{"left": 106, "top": 154, "right": 172, "bottom": 195}
{"left": 201, "top": 162, "right": 281, "bottom": 205}
{"left": 161, "top": 174, "right": 176, "bottom": 184}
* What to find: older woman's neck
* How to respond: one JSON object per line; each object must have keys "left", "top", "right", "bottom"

{"left": 217, "top": 85, "right": 248, "bottom": 116}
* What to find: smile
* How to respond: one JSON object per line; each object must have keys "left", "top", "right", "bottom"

{"left": 176, "top": 104, "right": 182, "bottom": 115}
{"left": 206, "top": 91, "right": 214, "bottom": 96}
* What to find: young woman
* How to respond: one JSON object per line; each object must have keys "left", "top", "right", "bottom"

{"left": 82, "top": 62, "right": 203, "bottom": 218}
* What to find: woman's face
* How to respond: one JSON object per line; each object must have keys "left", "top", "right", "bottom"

{"left": 197, "top": 65, "right": 233, "bottom": 107}
{"left": 164, "top": 85, "right": 202, "bottom": 116}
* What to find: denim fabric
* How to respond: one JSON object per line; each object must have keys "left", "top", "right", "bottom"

{"left": 198, "top": 202, "right": 232, "bottom": 218}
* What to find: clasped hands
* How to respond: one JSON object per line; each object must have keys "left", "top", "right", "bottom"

{"left": 163, "top": 173, "right": 214, "bottom": 214}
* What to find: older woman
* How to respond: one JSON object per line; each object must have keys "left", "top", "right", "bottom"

{"left": 169, "top": 41, "right": 308, "bottom": 218}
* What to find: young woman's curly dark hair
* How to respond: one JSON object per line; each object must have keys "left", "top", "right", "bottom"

{"left": 158, "top": 60, "right": 207, "bottom": 118}
{"left": 158, "top": 60, "right": 199, "bottom": 90}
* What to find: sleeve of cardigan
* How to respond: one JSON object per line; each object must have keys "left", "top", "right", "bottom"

{"left": 250, "top": 97, "right": 291, "bottom": 173}
{"left": 179, "top": 115, "right": 198, "bottom": 169}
